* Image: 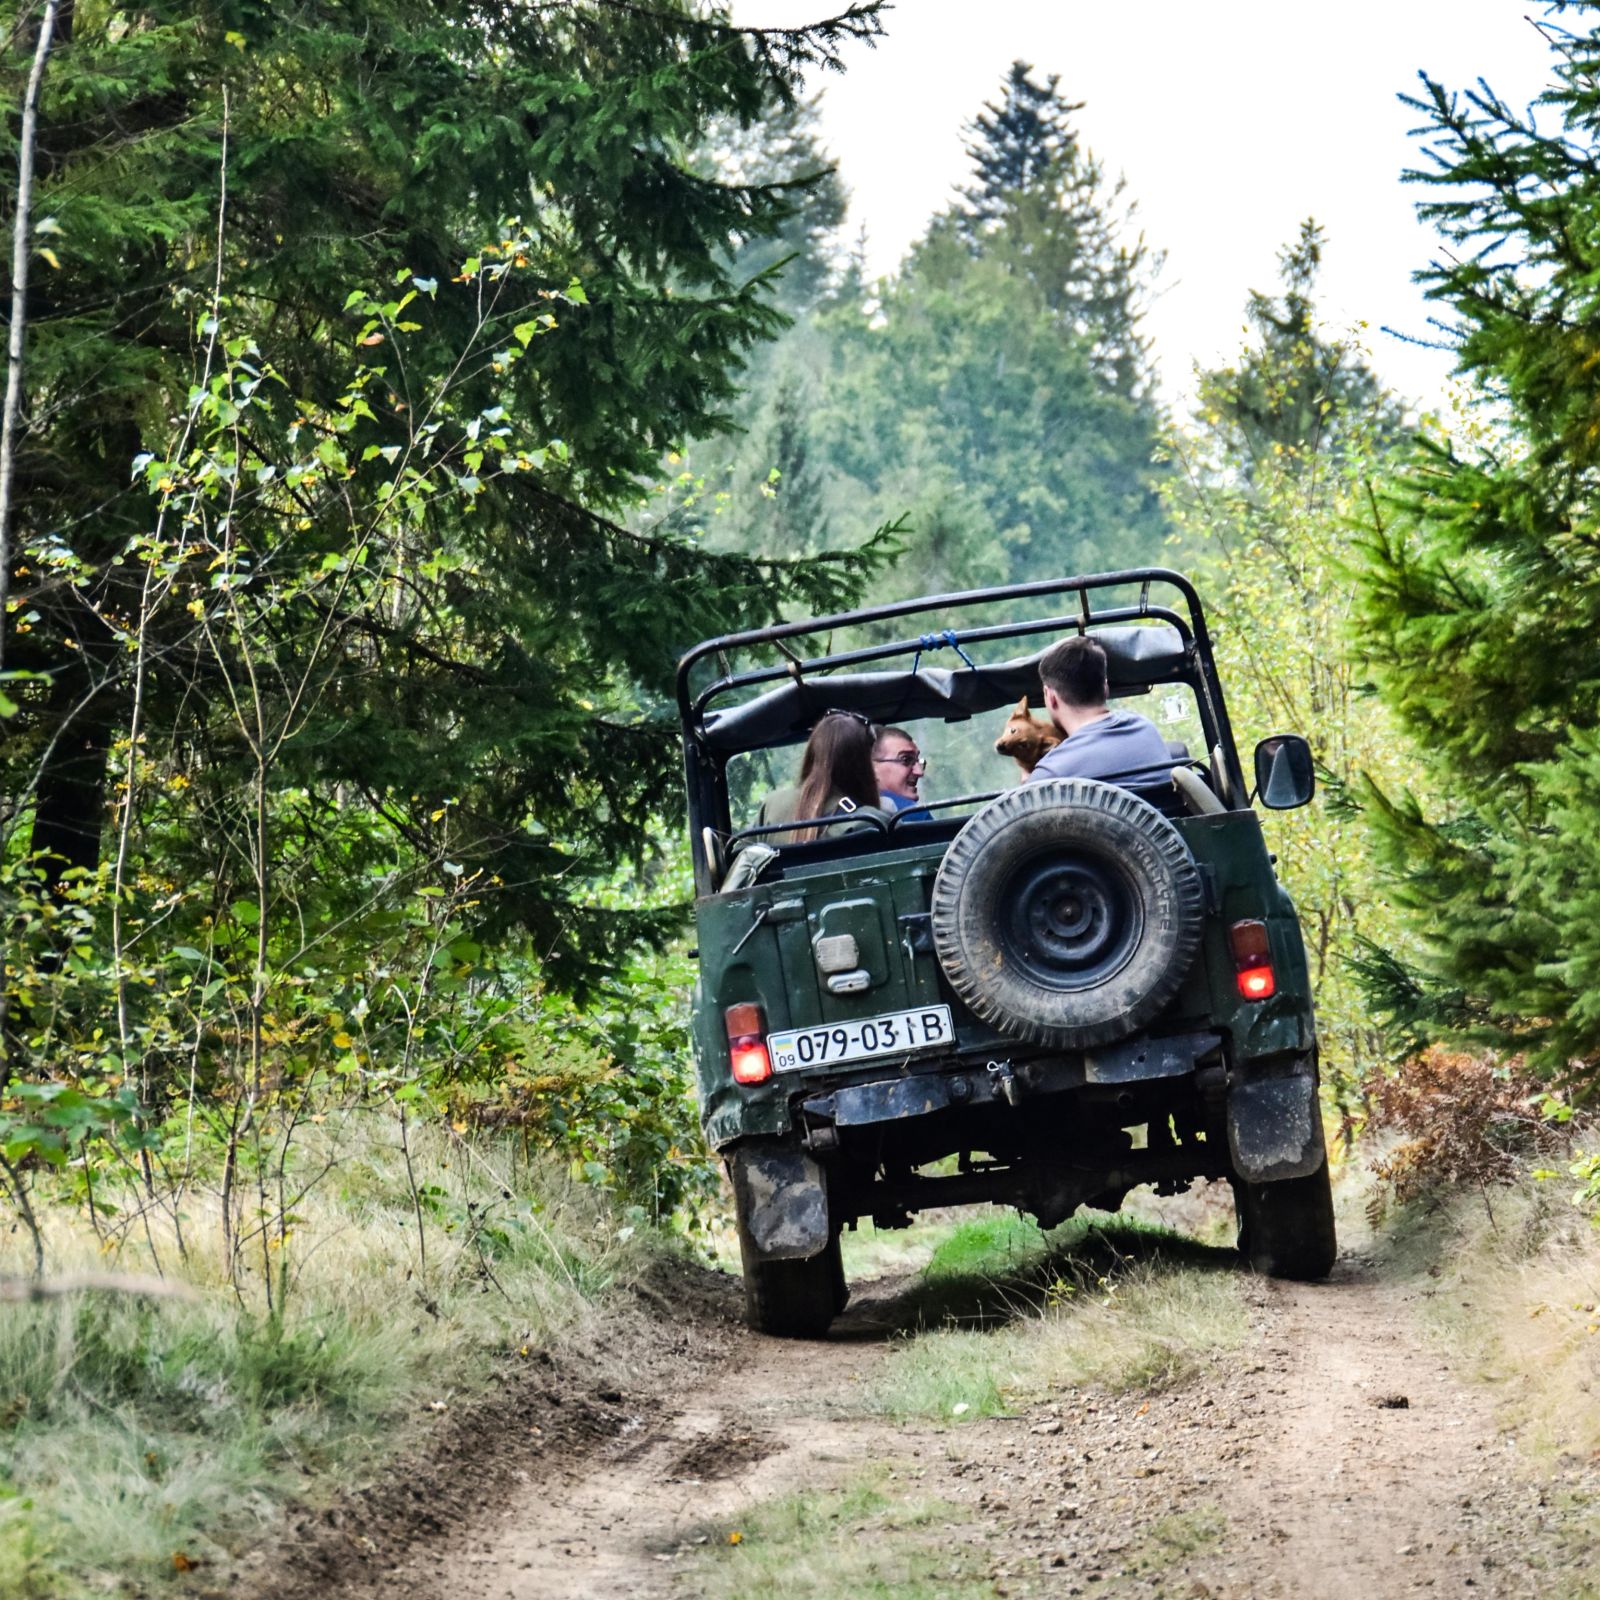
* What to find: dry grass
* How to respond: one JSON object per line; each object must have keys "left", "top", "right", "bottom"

{"left": 680, "top": 1466, "right": 995, "bottom": 1600}
{"left": 0, "top": 1113, "right": 633, "bottom": 1597}
{"left": 1374, "top": 1180, "right": 1600, "bottom": 1462}
{"left": 867, "top": 1215, "right": 1247, "bottom": 1421}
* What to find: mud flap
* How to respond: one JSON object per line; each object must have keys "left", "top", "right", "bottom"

{"left": 728, "top": 1144, "right": 830, "bottom": 1262}
{"left": 1227, "top": 1071, "right": 1323, "bottom": 1183}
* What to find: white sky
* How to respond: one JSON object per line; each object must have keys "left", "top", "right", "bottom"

{"left": 731, "top": 0, "right": 1559, "bottom": 412}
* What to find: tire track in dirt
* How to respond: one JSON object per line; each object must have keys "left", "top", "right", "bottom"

{"left": 911, "top": 1257, "right": 1595, "bottom": 1598}
{"left": 408, "top": 1279, "right": 912, "bottom": 1600}
{"left": 1218, "top": 1261, "right": 1531, "bottom": 1598}
{"left": 253, "top": 1247, "right": 1599, "bottom": 1600}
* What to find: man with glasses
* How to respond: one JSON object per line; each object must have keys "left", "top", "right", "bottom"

{"left": 873, "top": 725, "right": 931, "bottom": 820}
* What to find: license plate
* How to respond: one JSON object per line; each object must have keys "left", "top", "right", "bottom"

{"left": 768, "top": 1004, "right": 955, "bottom": 1073}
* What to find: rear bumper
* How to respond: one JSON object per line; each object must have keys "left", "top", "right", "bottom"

{"left": 795, "top": 1029, "right": 1224, "bottom": 1133}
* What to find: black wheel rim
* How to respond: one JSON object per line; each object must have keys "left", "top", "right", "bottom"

{"left": 997, "top": 848, "right": 1143, "bottom": 991}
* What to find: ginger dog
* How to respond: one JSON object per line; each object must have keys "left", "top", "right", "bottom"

{"left": 994, "top": 693, "right": 1063, "bottom": 776}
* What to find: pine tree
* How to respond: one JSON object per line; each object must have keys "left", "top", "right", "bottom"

{"left": 1204, "top": 221, "right": 1403, "bottom": 474}
{"left": 954, "top": 61, "right": 1156, "bottom": 399}
{"left": 961, "top": 61, "right": 1080, "bottom": 226}
{"left": 1354, "top": 1, "right": 1600, "bottom": 1075}
{"left": 0, "top": 0, "right": 888, "bottom": 983}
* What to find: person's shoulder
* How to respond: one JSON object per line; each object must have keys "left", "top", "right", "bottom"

{"left": 1026, "top": 741, "right": 1078, "bottom": 781}
{"left": 759, "top": 785, "right": 801, "bottom": 825}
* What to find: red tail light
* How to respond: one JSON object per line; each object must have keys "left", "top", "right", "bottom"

{"left": 1228, "top": 919, "right": 1277, "bottom": 1002}
{"left": 1237, "top": 966, "right": 1276, "bottom": 1000}
{"left": 725, "top": 1002, "right": 772, "bottom": 1085}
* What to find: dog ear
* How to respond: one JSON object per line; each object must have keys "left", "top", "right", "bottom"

{"left": 1013, "top": 693, "right": 1032, "bottom": 718}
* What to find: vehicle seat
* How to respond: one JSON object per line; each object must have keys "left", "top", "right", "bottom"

{"left": 1172, "top": 765, "right": 1226, "bottom": 816}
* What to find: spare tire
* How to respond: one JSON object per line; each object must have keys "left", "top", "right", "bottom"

{"left": 930, "top": 778, "right": 1205, "bottom": 1050}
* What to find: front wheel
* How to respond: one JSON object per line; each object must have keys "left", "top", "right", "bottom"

{"left": 1235, "top": 1159, "right": 1337, "bottom": 1281}
{"left": 736, "top": 1225, "right": 847, "bottom": 1338}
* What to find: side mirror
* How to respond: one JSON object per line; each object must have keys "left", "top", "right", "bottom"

{"left": 1253, "top": 734, "right": 1315, "bottom": 809}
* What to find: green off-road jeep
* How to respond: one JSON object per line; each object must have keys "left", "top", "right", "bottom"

{"left": 678, "top": 569, "right": 1335, "bottom": 1337}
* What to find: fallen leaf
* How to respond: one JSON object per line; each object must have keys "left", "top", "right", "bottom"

{"left": 727, "top": 1530, "right": 743, "bottom": 1546}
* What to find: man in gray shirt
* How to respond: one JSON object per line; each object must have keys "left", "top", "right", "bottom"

{"left": 1027, "top": 634, "right": 1175, "bottom": 789}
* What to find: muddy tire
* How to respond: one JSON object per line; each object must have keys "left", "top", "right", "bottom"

{"left": 736, "top": 1226, "right": 845, "bottom": 1339}
{"left": 1235, "top": 1158, "right": 1337, "bottom": 1281}
{"left": 930, "top": 778, "right": 1204, "bottom": 1050}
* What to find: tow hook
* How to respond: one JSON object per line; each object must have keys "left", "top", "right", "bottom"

{"left": 986, "top": 1059, "right": 1019, "bottom": 1107}
{"left": 803, "top": 1122, "right": 840, "bottom": 1153}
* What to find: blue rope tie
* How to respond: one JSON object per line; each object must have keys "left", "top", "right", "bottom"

{"left": 911, "top": 628, "right": 979, "bottom": 674}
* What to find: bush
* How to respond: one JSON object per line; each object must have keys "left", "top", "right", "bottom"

{"left": 1362, "top": 1047, "right": 1574, "bottom": 1218}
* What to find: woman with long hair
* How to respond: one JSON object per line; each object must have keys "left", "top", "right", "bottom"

{"left": 759, "top": 710, "right": 881, "bottom": 843}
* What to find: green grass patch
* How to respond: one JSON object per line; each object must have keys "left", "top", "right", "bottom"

{"left": 680, "top": 1467, "right": 997, "bottom": 1600}
{"left": 869, "top": 1215, "right": 1246, "bottom": 1420}
{"left": 922, "top": 1212, "right": 1046, "bottom": 1279}
{"left": 837, "top": 1212, "right": 976, "bottom": 1280}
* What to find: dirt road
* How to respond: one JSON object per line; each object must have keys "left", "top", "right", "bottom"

{"left": 258, "top": 1236, "right": 1599, "bottom": 1600}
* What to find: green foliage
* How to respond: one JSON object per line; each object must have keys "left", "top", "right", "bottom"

{"left": 1165, "top": 228, "right": 1415, "bottom": 1100}
{"left": 483, "top": 944, "right": 719, "bottom": 1223}
{"left": 0, "top": 1, "right": 891, "bottom": 1299}
{"left": 1568, "top": 1149, "right": 1600, "bottom": 1212}
{"left": 682, "top": 68, "right": 1168, "bottom": 597}
{"left": 1352, "top": 2, "right": 1600, "bottom": 1078}
{"left": 3, "top": 0, "right": 889, "bottom": 960}
{"left": 702, "top": 94, "right": 850, "bottom": 316}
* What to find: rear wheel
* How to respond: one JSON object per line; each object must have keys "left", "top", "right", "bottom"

{"left": 1235, "top": 1158, "right": 1337, "bottom": 1280}
{"left": 736, "top": 1224, "right": 846, "bottom": 1338}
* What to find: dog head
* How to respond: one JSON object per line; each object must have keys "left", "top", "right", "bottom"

{"left": 994, "top": 693, "right": 1063, "bottom": 775}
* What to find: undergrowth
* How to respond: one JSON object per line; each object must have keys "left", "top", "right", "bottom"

{"left": 1362, "top": 1047, "right": 1572, "bottom": 1223}
{"left": 0, "top": 1116, "right": 633, "bottom": 1597}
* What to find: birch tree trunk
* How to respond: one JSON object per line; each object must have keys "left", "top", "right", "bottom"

{"left": 0, "top": 0, "right": 62, "bottom": 673}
